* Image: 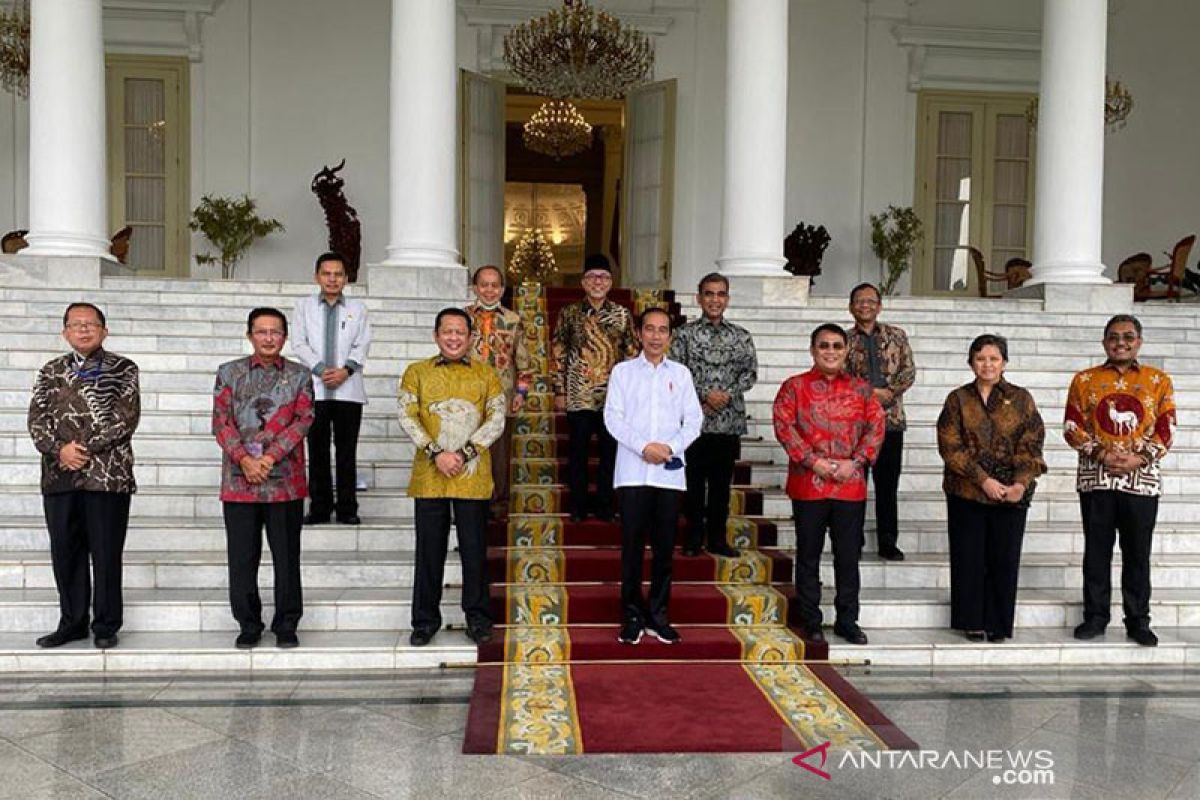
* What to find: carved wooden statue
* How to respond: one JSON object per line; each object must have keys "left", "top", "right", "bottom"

{"left": 311, "top": 159, "right": 363, "bottom": 282}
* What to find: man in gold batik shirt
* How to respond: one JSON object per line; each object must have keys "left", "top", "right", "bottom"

{"left": 465, "top": 265, "right": 531, "bottom": 512}
{"left": 398, "top": 308, "right": 506, "bottom": 648}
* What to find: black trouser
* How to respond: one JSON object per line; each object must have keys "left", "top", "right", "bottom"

{"left": 412, "top": 498, "right": 491, "bottom": 633}
{"left": 871, "top": 430, "right": 904, "bottom": 553}
{"left": 490, "top": 424, "right": 513, "bottom": 504}
{"left": 307, "top": 400, "right": 363, "bottom": 519}
{"left": 946, "top": 494, "right": 1027, "bottom": 638}
{"left": 684, "top": 433, "right": 740, "bottom": 550}
{"left": 566, "top": 409, "right": 617, "bottom": 516}
{"left": 223, "top": 500, "right": 304, "bottom": 635}
{"left": 1079, "top": 490, "right": 1158, "bottom": 630}
{"left": 619, "top": 486, "right": 680, "bottom": 626}
{"left": 43, "top": 491, "right": 131, "bottom": 638}
{"left": 792, "top": 499, "right": 865, "bottom": 628}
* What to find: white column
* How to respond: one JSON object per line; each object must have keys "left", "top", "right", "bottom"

{"left": 1028, "top": 0, "right": 1108, "bottom": 285}
{"left": 380, "top": 0, "right": 459, "bottom": 268}
{"left": 23, "top": 0, "right": 111, "bottom": 259}
{"left": 715, "top": 0, "right": 788, "bottom": 277}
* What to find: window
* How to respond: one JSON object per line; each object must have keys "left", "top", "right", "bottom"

{"left": 913, "top": 91, "right": 1035, "bottom": 296}
{"left": 105, "top": 56, "right": 189, "bottom": 276}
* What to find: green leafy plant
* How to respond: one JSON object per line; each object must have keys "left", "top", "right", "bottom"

{"left": 869, "top": 205, "right": 923, "bottom": 295}
{"left": 189, "top": 194, "right": 284, "bottom": 279}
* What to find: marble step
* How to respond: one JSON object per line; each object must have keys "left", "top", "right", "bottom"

{"left": 4, "top": 548, "right": 1200, "bottom": 591}
{"left": 1, "top": 585, "right": 1198, "bottom": 633}
{"left": 755, "top": 489, "right": 1199, "bottom": 524}
{"left": 0, "top": 630, "right": 477, "bottom": 673}
{"left": 2, "top": 626, "right": 1196, "bottom": 672}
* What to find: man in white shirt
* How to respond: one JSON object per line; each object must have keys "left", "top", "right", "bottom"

{"left": 605, "top": 308, "right": 703, "bottom": 645}
{"left": 291, "top": 252, "right": 372, "bottom": 525}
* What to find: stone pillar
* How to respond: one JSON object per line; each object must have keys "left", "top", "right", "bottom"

{"left": 22, "top": 0, "right": 110, "bottom": 261}
{"left": 1028, "top": 0, "right": 1108, "bottom": 286}
{"left": 369, "top": 0, "right": 465, "bottom": 298}
{"left": 715, "top": 0, "right": 788, "bottom": 279}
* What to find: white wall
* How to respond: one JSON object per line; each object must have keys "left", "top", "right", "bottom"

{"left": 1102, "top": 0, "right": 1200, "bottom": 277}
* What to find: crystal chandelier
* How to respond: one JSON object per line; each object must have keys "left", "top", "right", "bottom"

{"left": 523, "top": 100, "right": 593, "bottom": 159}
{"left": 504, "top": 0, "right": 653, "bottom": 100}
{"left": 1025, "top": 78, "right": 1134, "bottom": 133}
{"left": 509, "top": 228, "right": 558, "bottom": 284}
{"left": 0, "top": 0, "right": 30, "bottom": 98}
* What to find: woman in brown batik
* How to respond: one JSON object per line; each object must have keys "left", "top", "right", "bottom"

{"left": 937, "top": 334, "right": 1046, "bottom": 643}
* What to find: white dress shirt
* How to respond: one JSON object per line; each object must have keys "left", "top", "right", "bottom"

{"left": 605, "top": 353, "right": 703, "bottom": 490}
{"left": 291, "top": 292, "right": 372, "bottom": 403}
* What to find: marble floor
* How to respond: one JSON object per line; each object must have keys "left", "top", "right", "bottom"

{"left": 0, "top": 665, "right": 1198, "bottom": 799}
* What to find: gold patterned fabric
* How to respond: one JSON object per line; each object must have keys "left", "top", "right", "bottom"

{"left": 397, "top": 356, "right": 506, "bottom": 500}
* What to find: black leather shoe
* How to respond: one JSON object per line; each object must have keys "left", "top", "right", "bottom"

{"left": 878, "top": 548, "right": 906, "bottom": 562}
{"left": 466, "top": 624, "right": 494, "bottom": 645}
{"left": 336, "top": 514, "right": 362, "bottom": 525}
{"left": 1127, "top": 627, "right": 1158, "bottom": 647}
{"left": 235, "top": 631, "right": 261, "bottom": 649}
{"left": 409, "top": 629, "right": 435, "bottom": 647}
{"left": 681, "top": 545, "right": 702, "bottom": 557}
{"left": 1073, "top": 621, "right": 1107, "bottom": 640}
{"left": 275, "top": 631, "right": 299, "bottom": 649}
{"left": 802, "top": 625, "right": 825, "bottom": 643}
{"left": 93, "top": 634, "right": 119, "bottom": 649}
{"left": 964, "top": 630, "right": 986, "bottom": 642}
{"left": 986, "top": 633, "right": 1009, "bottom": 643}
{"left": 35, "top": 629, "right": 88, "bottom": 648}
{"left": 303, "top": 513, "right": 331, "bottom": 525}
{"left": 833, "top": 622, "right": 869, "bottom": 645}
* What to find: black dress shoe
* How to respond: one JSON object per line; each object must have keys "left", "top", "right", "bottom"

{"left": 1073, "top": 620, "right": 1107, "bottom": 640}
{"left": 35, "top": 629, "right": 88, "bottom": 648}
{"left": 235, "top": 631, "right": 261, "bottom": 649}
{"left": 466, "top": 624, "right": 494, "bottom": 645}
{"left": 409, "top": 629, "right": 435, "bottom": 647}
{"left": 681, "top": 545, "right": 702, "bottom": 557}
{"left": 986, "top": 633, "right": 1009, "bottom": 643}
{"left": 93, "top": 634, "right": 119, "bottom": 649}
{"left": 833, "top": 621, "right": 869, "bottom": 645}
{"left": 275, "top": 631, "right": 299, "bottom": 649}
{"left": 336, "top": 514, "right": 362, "bottom": 525}
{"left": 802, "top": 625, "right": 825, "bottom": 643}
{"left": 1127, "top": 627, "right": 1158, "bottom": 647}
{"left": 964, "top": 630, "right": 986, "bottom": 642}
{"left": 707, "top": 542, "right": 741, "bottom": 558}
{"left": 878, "top": 548, "right": 906, "bottom": 562}
{"left": 303, "top": 513, "right": 331, "bottom": 525}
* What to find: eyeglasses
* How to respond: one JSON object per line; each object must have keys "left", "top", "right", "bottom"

{"left": 64, "top": 321, "right": 103, "bottom": 331}
{"left": 1105, "top": 333, "right": 1139, "bottom": 343}
{"left": 815, "top": 341, "right": 846, "bottom": 351}
{"left": 583, "top": 272, "right": 612, "bottom": 282}
{"left": 252, "top": 329, "right": 285, "bottom": 339}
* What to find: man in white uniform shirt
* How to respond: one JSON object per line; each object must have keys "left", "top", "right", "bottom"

{"left": 291, "top": 252, "right": 372, "bottom": 525}
{"left": 605, "top": 308, "right": 703, "bottom": 645}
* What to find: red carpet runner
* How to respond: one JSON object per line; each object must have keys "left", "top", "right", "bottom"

{"left": 462, "top": 284, "right": 915, "bottom": 755}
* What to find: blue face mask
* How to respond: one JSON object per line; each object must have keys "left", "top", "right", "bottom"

{"left": 664, "top": 457, "right": 684, "bottom": 471}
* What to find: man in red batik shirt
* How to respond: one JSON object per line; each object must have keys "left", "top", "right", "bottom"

{"left": 773, "top": 323, "right": 884, "bottom": 646}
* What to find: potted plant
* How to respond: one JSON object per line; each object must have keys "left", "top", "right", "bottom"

{"left": 189, "top": 194, "right": 284, "bottom": 279}
{"left": 869, "top": 205, "right": 923, "bottom": 295}
{"left": 784, "top": 222, "right": 831, "bottom": 284}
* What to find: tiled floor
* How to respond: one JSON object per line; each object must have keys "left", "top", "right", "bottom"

{"left": 0, "top": 666, "right": 1198, "bottom": 799}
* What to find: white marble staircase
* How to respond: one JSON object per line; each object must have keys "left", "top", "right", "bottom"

{"left": 0, "top": 277, "right": 1199, "bottom": 670}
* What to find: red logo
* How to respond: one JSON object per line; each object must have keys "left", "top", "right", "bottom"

{"left": 792, "top": 741, "right": 832, "bottom": 780}
{"left": 1095, "top": 394, "right": 1144, "bottom": 438}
